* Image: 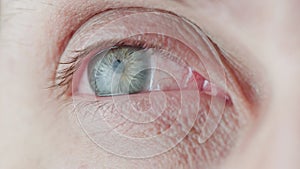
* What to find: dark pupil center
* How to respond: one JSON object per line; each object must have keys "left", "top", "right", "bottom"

{"left": 112, "top": 59, "right": 125, "bottom": 73}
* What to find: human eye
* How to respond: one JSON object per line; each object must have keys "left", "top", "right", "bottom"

{"left": 55, "top": 7, "right": 249, "bottom": 168}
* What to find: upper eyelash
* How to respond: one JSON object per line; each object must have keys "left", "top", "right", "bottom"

{"left": 51, "top": 8, "right": 185, "bottom": 97}
{"left": 53, "top": 37, "right": 188, "bottom": 98}
{"left": 52, "top": 48, "right": 90, "bottom": 98}
{"left": 52, "top": 7, "right": 216, "bottom": 99}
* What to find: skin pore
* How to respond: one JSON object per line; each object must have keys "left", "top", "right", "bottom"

{"left": 0, "top": 0, "right": 300, "bottom": 169}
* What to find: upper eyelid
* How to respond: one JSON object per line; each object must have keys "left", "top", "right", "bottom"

{"left": 49, "top": 1, "right": 236, "bottom": 90}
{"left": 54, "top": 7, "right": 230, "bottom": 100}
{"left": 54, "top": 7, "right": 191, "bottom": 91}
{"left": 50, "top": 4, "right": 191, "bottom": 97}
{"left": 50, "top": 2, "right": 211, "bottom": 92}
{"left": 55, "top": 7, "right": 178, "bottom": 65}
{"left": 58, "top": 6, "right": 204, "bottom": 64}
{"left": 48, "top": 2, "right": 237, "bottom": 100}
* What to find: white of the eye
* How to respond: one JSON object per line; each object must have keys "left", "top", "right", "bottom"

{"left": 78, "top": 66, "right": 94, "bottom": 94}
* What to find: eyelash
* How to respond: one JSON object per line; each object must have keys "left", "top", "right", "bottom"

{"left": 52, "top": 7, "right": 236, "bottom": 118}
{"left": 53, "top": 7, "right": 211, "bottom": 98}
{"left": 54, "top": 49, "right": 86, "bottom": 98}
{"left": 54, "top": 35, "right": 190, "bottom": 97}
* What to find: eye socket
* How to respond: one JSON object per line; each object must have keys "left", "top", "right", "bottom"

{"left": 55, "top": 7, "right": 246, "bottom": 167}
{"left": 56, "top": 7, "right": 227, "bottom": 97}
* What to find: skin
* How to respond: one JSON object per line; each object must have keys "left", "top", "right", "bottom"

{"left": 0, "top": 0, "right": 300, "bottom": 169}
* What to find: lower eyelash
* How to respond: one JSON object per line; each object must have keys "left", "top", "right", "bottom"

{"left": 75, "top": 100, "right": 114, "bottom": 120}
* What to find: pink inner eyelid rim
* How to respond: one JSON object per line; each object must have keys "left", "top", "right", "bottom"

{"left": 72, "top": 46, "right": 228, "bottom": 100}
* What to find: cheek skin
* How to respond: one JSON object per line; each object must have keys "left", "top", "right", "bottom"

{"left": 71, "top": 89, "right": 243, "bottom": 169}
{"left": 19, "top": 91, "right": 241, "bottom": 169}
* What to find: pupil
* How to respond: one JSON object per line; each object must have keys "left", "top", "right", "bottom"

{"left": 112, "top": 59, "right": 125, "bottom": 73}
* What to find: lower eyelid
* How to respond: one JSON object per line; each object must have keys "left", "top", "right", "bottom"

{"left": 70, "top": 63, "right": 224, "bottom": 102}
{"left": 72, "top": 87, "right": 237, "bottom": 163}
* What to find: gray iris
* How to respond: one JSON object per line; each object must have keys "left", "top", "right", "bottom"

{"left": 88, "top": 46, "right": 151, "bottom": 96}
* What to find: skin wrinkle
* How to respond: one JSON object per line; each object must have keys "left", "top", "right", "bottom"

{"left": 1, "top": 1, "right": 37, "bottom": 24}
{"left": 218, "top": 49, "right": 261, "bottom": 118}
{"left": 2, "top": 1, "right": 300, "bottom": 169}
{"left": 57, "top": 7, "right": 248, "bottom": 168}
{"left": 73, "top": 90, "right": 243, "bottom": 168}
{"left": 4, "top": 0, "right": 296, "bottom": 169}
{"left": 56, "top": 1, "right": 246, "bottom": 168}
